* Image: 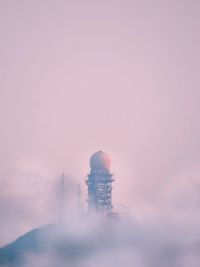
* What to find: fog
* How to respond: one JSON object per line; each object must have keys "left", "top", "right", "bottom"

{"left": 1, "top": 211, "right": 200, "bottom": 267}
{"left": 0, "top": 0, "right": 200, "bottom": 265}
{"left": 1, "top": 171, "right": 200, "bottom": 267}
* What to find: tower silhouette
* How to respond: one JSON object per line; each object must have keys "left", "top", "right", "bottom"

{"left": 86, "top": 151, "right": 113, "bottom": 215}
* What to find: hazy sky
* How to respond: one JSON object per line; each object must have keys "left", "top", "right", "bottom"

{"left": 0, "top": 0, "right": 200, "bottom": 244}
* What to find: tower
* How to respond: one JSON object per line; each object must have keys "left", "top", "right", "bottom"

{"left": 86, "top": 151, "right": 113, "bottom": 215}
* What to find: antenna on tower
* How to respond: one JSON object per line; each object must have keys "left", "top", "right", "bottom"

{"left": 58, "top": 173, "right": 65, "bottom": 223}
{"left": 77, "top": 184, "right": 82, "bottom": 213}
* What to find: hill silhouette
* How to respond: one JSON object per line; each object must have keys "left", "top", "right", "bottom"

{"left": 0, "top": 220, "right": 119, "bottom": 267}
{"left": 0, "top": 224, "right": 95, "bottom": 266}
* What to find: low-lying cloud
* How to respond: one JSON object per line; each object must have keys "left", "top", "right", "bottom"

{"left": 0, "top": 168, "right": 200, "bottom": 267}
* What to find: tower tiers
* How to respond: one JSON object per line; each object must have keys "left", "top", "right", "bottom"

{"left": 86, "top": 151, "right": 114, "bottom": 214}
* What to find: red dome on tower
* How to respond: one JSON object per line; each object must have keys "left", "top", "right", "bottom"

{"left": 89, "top": 151, "right": 111, "bottom": 170}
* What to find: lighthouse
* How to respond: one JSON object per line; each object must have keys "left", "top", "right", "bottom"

{"left": 86, "top": 151, "right": 114, "bottom": 215}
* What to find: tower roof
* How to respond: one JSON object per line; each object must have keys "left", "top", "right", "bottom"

{"left": 90, "top": 151, "right": 111, "bottom": 170}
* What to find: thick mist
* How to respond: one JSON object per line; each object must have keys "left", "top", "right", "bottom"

{"left": 1, "top": 212, "right": 200, "bottom": 267}
{"left": 0, "top": 0, "right": 200, "bottom": 265}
